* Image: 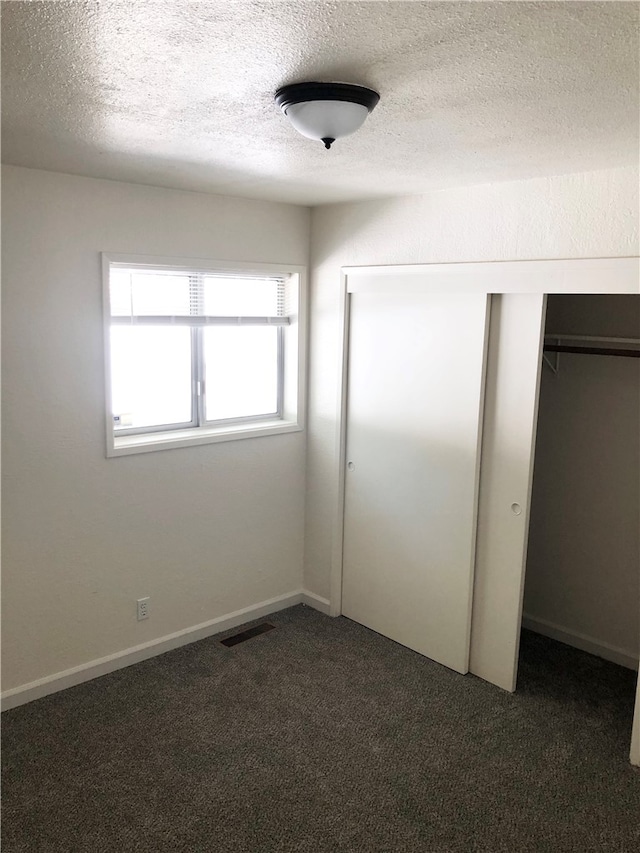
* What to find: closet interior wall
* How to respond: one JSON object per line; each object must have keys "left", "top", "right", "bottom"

{"left": 523, "top": 295, "right": 640, "bottom": 670}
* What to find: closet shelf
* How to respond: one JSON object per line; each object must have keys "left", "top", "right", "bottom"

{"left": 545, "top": 334, "right": 640, "bottom": 346}
{"left": 543, "top": 333, "right": 640, "bottom": 361}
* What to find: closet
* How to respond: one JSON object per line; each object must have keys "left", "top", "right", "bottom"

{"left": 333, "top": 260, "right": 640, "bottom": 763}
{"left": 522, "top": 294, "right": 640, "bottom": 672}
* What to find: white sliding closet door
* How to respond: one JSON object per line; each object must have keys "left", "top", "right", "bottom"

{"left": 342, "top": 291, "right": 490, "bottom": 673}
{"left": 470, "top": 294, "right": 547, "bottom": 691}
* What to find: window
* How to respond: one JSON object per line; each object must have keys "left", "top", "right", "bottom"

{"left": 103, "top": 255, "right": 305, "bottom": 456}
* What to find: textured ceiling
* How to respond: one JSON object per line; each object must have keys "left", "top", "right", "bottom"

{"left": 2, "top": 1, "right": 638, "bottom": 205}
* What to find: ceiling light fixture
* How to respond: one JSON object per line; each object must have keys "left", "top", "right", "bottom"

{"left": 275, "top": 82, "right": 380, "bottom": 149}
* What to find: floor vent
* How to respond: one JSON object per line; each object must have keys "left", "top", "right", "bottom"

{"left": 220, "top": 623, "right": 276, "bottom": 647}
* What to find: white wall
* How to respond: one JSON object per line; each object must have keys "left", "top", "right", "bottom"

{"left": 3, "top": 163, "right": 638, "bottom": 701}
{"left": 1, "top": 165, "right": 310, "bottom": 694}
{"left": 524, "top": 295, "right": 640, "bottom": 667}
{"left": 306, "top": 166, "right": 639, "bottom": 600}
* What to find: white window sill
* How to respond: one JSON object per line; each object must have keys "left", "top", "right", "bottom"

{"left": 107, "top": 419, "right": 302, "bottom": 457}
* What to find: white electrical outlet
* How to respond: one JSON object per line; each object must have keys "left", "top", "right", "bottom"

{"left": 137, "top": 597, "right": 150, "bottom": 621}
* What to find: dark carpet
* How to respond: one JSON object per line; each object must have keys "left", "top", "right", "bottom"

{"left": 2, "top": 605, "right": 639, "bottom": 852}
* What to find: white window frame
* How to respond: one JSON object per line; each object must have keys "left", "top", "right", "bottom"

{"left": 102, "top": 253, "right": 306, "bottom": 457}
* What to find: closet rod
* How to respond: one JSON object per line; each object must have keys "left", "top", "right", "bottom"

{"left": 543, "top": 344, "right": 640, "bottom": 359}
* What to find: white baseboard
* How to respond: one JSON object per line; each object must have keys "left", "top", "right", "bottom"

{"left": 522, "top": 613, "right": 639, "bottom": 671}
{"left": 301, "top": 589, "right": 332, "bottom": 615}
{"left": 631, "top": 678, "right": 640, "bottom": 766}
{"left": 2, "top": 590, "right": 337, "bottom": 712}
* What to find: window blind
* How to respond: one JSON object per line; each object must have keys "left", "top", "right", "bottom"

{"left": 109, "top": 269, "right": 289, "bottom": 326}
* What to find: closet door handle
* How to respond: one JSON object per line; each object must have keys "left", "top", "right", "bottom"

{"left": 511, "top": 502, "right": 522, "bottom": 516}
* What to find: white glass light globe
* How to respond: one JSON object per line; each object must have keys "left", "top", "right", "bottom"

{"left": 284, "top": 100, "right": 370, "bottom": 143}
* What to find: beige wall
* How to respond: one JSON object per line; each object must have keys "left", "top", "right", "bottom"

{"left": 524, "top": 295, "right": 640, "bottom": 664}
{"left": 306, "top": 166, "right": 639, "bottom": 600}
{"left": 1, "top": 166, "right": 310, "bottom": 692}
